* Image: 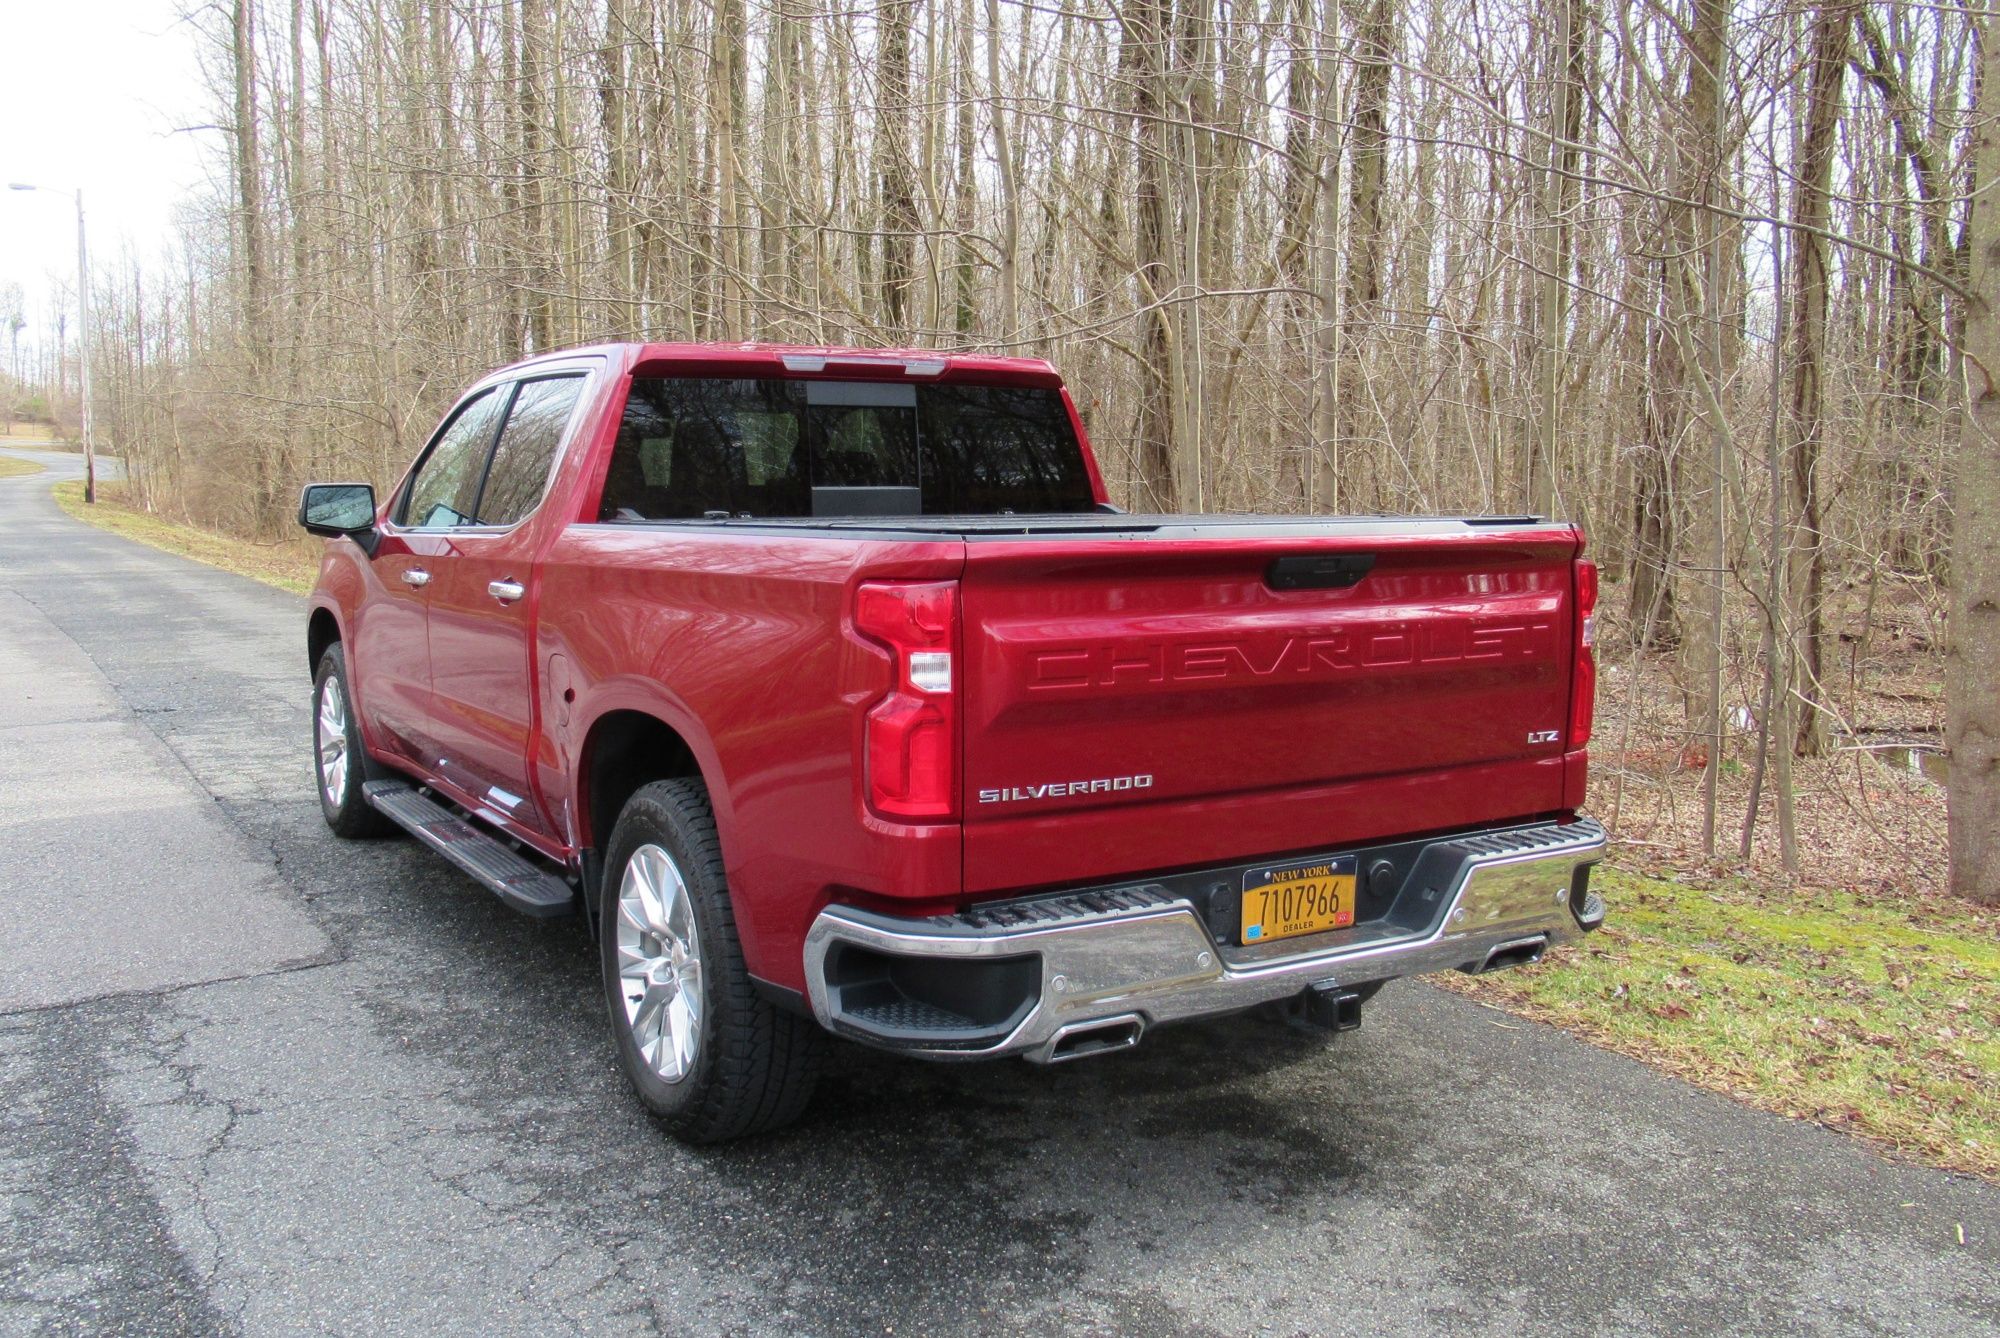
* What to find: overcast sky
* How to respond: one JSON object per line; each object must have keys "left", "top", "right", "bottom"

{"left": 0, "top": 0, "right": 210, "bottom": 339}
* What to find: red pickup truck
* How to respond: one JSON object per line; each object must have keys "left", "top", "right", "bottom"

{"left": 299, "top": 343, "right": 1605, "bottom": 1141}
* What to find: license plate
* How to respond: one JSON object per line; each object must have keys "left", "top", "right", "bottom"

{"left": 1241, "top": 857, "right": 1357, "bottom": 944}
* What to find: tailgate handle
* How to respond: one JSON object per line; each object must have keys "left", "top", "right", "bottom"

{"left": 1266, "top": 554, "right": 1375, "bottom": 591}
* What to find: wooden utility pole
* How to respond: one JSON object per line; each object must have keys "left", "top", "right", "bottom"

{"left": 1946, "top": 14, "right": 2000, "bottom": 906}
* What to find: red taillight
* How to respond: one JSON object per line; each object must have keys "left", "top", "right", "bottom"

{"left": 1570, "top": 559, "right": 1598, "bottom": 749}
{"left": 853, "top": 580, "right": 959, "bottom": 821}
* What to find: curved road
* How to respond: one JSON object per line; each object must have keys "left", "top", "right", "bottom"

{"left": 1, "top": 443, "right": 1995, "bottom": 1336}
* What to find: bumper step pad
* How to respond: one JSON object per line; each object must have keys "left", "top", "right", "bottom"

{"left": 947, "top": 884, "right": 1179, "bottom": 933}
{"left": 1436, "top": 816, "right": 1607, "bottom": 861}
{"left": 363, "top": 781, "right": 574, "bottom": 917}
{"left": 844, "top": 997, "right": 983, "bottom": 1034}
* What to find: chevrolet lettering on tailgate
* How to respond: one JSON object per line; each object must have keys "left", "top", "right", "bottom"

{"left": 1025, "top": 617, "right": 1557, "bottom": 693}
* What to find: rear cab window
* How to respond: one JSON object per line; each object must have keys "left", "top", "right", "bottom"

{"left": 597, "top": 377, "right": 1095, "bottom": 520}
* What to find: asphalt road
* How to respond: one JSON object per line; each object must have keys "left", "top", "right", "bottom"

{"left": 0, "top": 443, "right": 1995, "bottom": 1338}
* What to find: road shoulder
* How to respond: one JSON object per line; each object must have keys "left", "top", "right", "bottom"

{"left": 0, "top": 588, "right": 335, "bottom": 1014}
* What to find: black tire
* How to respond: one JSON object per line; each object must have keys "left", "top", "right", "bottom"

{"left": 599, "top": 779, "right": 823, "bottom": 1143}
{"left": 312, "top": 643, "right": 396, "bottom": 838}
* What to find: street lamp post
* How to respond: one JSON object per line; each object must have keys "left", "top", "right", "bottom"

{"left": 7, "top": 183, "right": 95, "bottom": 503}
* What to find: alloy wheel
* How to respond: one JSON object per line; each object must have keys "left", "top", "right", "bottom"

{"left": 317, "top": 675, "right": 350, "bottom": 807}
{"left": 614, "top": 843, "right": 705, "bottom": 1082}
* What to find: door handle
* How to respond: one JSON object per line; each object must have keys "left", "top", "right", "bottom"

{"left": 488, "top": 579, "right": 526, "bottom": 604}
{"left": 402, "top": 568, "right": 431, "bottom": 588}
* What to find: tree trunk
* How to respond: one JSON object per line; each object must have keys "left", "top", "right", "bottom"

{"left": 951, "top": 0, "right": 978, "bottom": 335}
{"left": 1688, "top": 0, "right": 1730, "bottom": 854}
{"left": 1628, "top": 268, "right": 1683, "bottom": 647}
{"left": 1743, "top": 168, "right": 1799, "bottom": 872}
{"left": 1275, "top": 0, "right": 1321, "bottom": 505}
{"left": 710, "top": 0, "right": 747, "bottom": 336}
{"left": 601, "top": 0, "right": 637, "bottom": 336}
{"left": 1852, "top": 8, "right": 1954, "bottom": 407}
{"left": 1526, "top": 0, "right": 1582, "bottom": 516}
{"left": 231, "top": 0, "right": 266, "bottom": 357}
{"left": 1324, "top": 0, "right": 1392, "bottom": 513}
{"left": 1946, "top": 18, "right": 2000, "bottom": 906}
{"left": 876, "top": 0, "right": 917, "bottom": 334}
{"left": 985, "top": 0, "right": 1021, "bottom": 344}
{"left": 1130, "top": 0, "right": 1180, "bottom": 509}
{"left": 1785, "top": 2, "right": 1852, "bottom": 756}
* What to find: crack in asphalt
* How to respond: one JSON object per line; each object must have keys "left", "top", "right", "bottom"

{"left": 0, "top": 1010, "right": 236, "bottom": 1337}
{"left": 0, "top": 957, "right": 347, "bottom": 1023}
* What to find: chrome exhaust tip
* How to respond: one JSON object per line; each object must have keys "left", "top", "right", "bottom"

{"left": 1035, "top": 1014, "right": 1145, "bottom": 1063}
{"left": 1472, "top": 934, "right": 1549, "bottom": 974}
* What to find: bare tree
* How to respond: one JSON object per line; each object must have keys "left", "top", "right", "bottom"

{"left": 1526, "top": 0, "right": 1583, "bottom": 516}
{"left": 1783, "top": 1, "right": 1854, "bottom": 756}
{"left": 1329, "top": 0, "right": 1393, "bottom": 514}
{"left": 69, "top": 0, "right": 1987, "bottom": 891}
{"left": 230, "top": 0, "right": 266, "bottom": 352}
{"left": 1946, "top": 11, "right": 2000, "bottom": 907}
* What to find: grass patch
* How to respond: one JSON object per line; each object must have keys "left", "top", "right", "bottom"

{"left": 52, "top": 480, "right": 319, "bottom": 595}
{"left": 0, "top": 454, "right": 46, "bottom": 478}
{"left": 1444, "top": 865, "right": 2000, "bottom": 1179}
{"left": 0, "top": 424, "right": 69, "bottom": 445}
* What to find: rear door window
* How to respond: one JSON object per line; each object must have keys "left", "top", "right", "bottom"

{"left": 804, "top": 380, "right": 918, "bottom": 490}
{"left": 474, "top": 375, "right": 586, "bottom": 527}
{"left": 597, "top": 377, "right": 1093, "bottom": 520}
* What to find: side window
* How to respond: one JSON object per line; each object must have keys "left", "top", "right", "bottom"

{"left": 401, "top": 389, "right": 504, "bottom": 528}
{"left": 475, "top": 375, "right": 585, "bottom": 527}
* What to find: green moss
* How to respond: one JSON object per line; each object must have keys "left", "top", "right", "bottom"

{"left": 1453, "top": 865, "right": 2000, "bottom": 1179}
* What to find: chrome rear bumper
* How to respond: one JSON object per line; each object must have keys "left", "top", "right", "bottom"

{"left": 803, "top": 817, "right": 1606, "bottom": 1062}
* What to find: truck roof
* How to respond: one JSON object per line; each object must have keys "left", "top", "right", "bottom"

{"left": 496, "top": 341, "right": 1065, "bottom": 387}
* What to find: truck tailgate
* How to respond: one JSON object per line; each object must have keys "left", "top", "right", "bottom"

{"left": 959, "top": 525, "right": 1583, "bottom": 893}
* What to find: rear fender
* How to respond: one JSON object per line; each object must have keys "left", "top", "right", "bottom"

{"left": 565, "top": 679, "right": 730, "bottom": 836}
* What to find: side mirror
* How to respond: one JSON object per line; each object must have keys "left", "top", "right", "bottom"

{"left": 298, "top": 483, "right": 380, "bottom": 555}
